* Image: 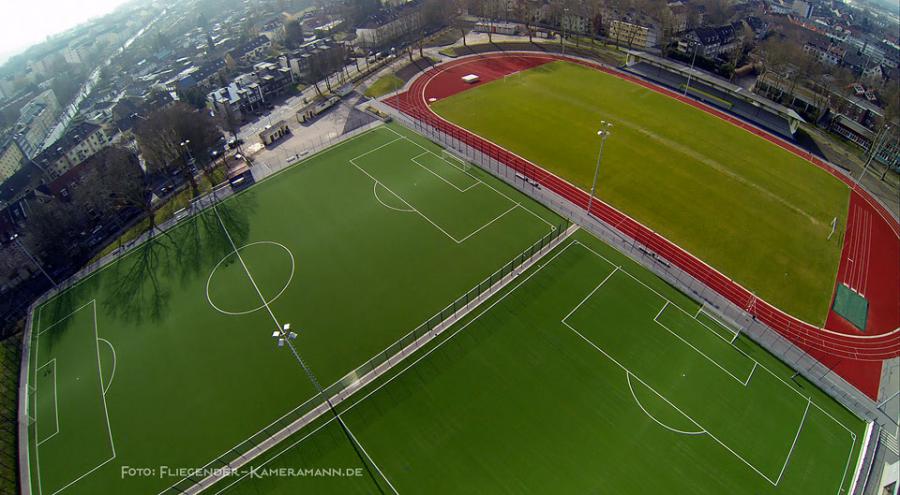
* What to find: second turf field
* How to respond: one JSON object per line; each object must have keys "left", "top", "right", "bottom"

{"left": 431, "top": 60, "right": 850, "bottom": 326}
{"left": 25, "top": 122, "right": 561, "bottom": 495}
{"left": 212, "top": 230, "right": 865, "bottom": 495}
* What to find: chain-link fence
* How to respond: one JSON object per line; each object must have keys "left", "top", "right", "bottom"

{"left": 377, "top": 101, "right": 897, "bottom": 428}
{"left": 15, "top": 119, "right": 391, "bottom": 495}
{"left": 161, "top": 222, "right": 570, "bottom": 494}
{"left": 376, "top": 101, "right": 900, "bottom": 493}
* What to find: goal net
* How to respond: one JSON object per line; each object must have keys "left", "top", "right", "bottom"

{"left": 442, "top": 149, "right": 472, "bottom": 173}
{"left": 696, "top": 303, "right": 747, "bottom": 344}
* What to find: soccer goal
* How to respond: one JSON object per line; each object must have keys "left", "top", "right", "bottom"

{"left": 696, "top": 302, "right": 748, "bottom": 344}
{"left": 442, "top": 149, "right": 472, "bottom": 173}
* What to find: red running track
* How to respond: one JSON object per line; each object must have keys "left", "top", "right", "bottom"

{"left": 385, "top": 52, "right": 900, "bottom": 400}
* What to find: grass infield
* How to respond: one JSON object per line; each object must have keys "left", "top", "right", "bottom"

{"left": 24, "top": 123, "right": 561, "bottom": 495}
{"left": 432, "top": 60, "right": 850, "bottom": 325}
{"left": 364, "top": 74, "right": 404, "bottom": 98}
{"left": 211, "top": 231, "right": 865, "bottom": 495}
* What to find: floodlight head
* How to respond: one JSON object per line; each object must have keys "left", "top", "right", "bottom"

{"left": 289, "top": 332, "right": 298, "bottom": 339}
{"left": 277, "top": 338, "right": 285, "bottom": 347}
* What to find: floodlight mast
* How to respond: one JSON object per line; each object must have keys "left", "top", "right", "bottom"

{"left": 684, "top": 42, "right": 699, "bottom": 97}
{"left": 587, "top": 121, "right": 613, "bottom": 217}
{"left": 9, "top": 234, "right": 57, "bottom": 288}
{"left": 272, "top": 323, "right": 387, "bottom": 494}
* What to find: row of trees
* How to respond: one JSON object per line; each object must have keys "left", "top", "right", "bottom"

{"left": 23, "top": 103, "right": 223, "bottom": 269}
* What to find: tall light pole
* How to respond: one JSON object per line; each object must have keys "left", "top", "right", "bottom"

{"left": 855, "top": 123, "right": 892, "bottom": 189}
{"left": 10, "top": 234, "right": 57, "bottom": 288}
{"left": 180, "top": 139, "right": 196, "bottom": 172}
{"left": 587, "top": 121, "right": 613, "bottom": 216}
{"left": 270, "top": 323, "right": 387, "bottom": 494}
{"left": 684, "top": 42, "right": 699, "bottom": 97}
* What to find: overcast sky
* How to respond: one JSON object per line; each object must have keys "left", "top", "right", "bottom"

{"left": 0, "top": 0, "right": 130, "bottom": 64}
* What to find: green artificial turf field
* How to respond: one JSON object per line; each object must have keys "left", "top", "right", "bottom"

{"left": 212, "top": 230, "right": 865, "bottom": 495}
{"left": 24, "top": 122, "right": 562, "bottom": 495}
{"left": 431, "top": 60, "right": 850, "bottom": 326}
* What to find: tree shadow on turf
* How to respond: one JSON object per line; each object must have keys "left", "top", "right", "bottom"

{"left": 98, "top": 193, "right": 256, "bottom": 326}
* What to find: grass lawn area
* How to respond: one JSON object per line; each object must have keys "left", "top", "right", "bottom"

{"left": 364, "top": 74, "right": 404, "bottom": 98}
{"left": 24, "top": 123, "right": 561, "bottom": 494}
{"left": 91, "top": 168, "right": 228, "bottom": 261}
{"left": 214, "top": 230, "right": 864, "bottom": 494}
{"left": 432, "top": 60, "right": 850, "bottom": 325}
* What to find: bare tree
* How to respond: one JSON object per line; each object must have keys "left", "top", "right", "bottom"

{"left": 135, "top": 102, "right": 221, "bottom": 198}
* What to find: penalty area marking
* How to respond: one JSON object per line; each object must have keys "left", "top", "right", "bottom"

{"left": 373, "top": 182, "right": 414, "bottom": 213}
{"left": 35, "top": 359, "right": 59, "bottom": 446}
{"left": 351, "top": 127, "right": 554, "bottom": 244}
{"left": 560, "top": 241, "right": 855, "bottom": 491}
{"left": 32, "top": 299, "right": 117, "bottom": 495}
{"left": 206, "top": 241, "right": 296, "bottom": 316}
{"left": 626, "top": 371, "right": 705, "bottom": 436}
{"left": 97, "top": 338, "right": 117, "bottom": 396}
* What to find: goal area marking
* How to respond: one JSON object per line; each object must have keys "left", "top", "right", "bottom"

{"left": 31, "top": 300, "right": 117, "bottom": 495}
{"left": 351, "top": 126, "right": 555, "bottom": 244}
{"left": 560, "top": 240, "right": 856, "bottom": 492}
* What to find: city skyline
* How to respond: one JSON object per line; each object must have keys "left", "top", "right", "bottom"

{"left": 0, "top": 0, "right": 130, "bottom": 65}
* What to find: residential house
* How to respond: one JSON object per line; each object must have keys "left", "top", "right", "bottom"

{"left": 355, "top": 1, "right": 424, "bottom": 50}
{"left": 32, "top": 122, "right": 109, "bottom": 179}
{"left": 13, "top": 89, "right": 61, "bottom": 159}
{"left": 609, "top": 21, "right": 658, "bottom": 49}
{"left": 0, "top": 139, "right": 26, "bottom": 183}
{"left": 231, "top": 35, "right": 273, "bottom": 64}
{"left": 677, "top": 22, "right": 743, "bottom": 58}
{"left": 207, "top": 63, "right": 294, "bottom": 122}
{"left": 803, "top": 38, "right": 845, "bottom": 65}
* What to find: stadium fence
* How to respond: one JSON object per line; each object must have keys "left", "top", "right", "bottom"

{"left": 375, "top": 101, "right": 896, "bottom": 495}
{"left": 160, "top": 221, "right": 570, "bottom": 494}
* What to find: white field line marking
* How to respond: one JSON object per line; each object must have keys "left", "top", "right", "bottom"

{"left": 839, "top": 432, "right": 858, "bottom": 495}
{"left": 652, "top": 303, "right": 755, "bottom": 386}
{"left": 205, "top": 241, "right": 296, "bottom": 316}
{"left": 36, "top": 300, "right": 116, "bottom": 495}
{"left": 861, "top": 210, "right": 872, "bottom": 295}
{"left": 695, "top": 306, "right": 741, "bottom": 342}
{"left": 454, "top": 204, "right": 519, "bottom": 243}
{"left": 561, "top": 267, "right": 620, "bottom": 323}
{"left": 22, "top": 125, "right": 393, "bottom": 329}
{"left": 381, "top": 125, "right": 556, "bottom": 231}
{"left": 568, "top": 241, "right": 856, "bottom": 437}
{"left": 214, "top": 238, "right": 582, "bottom": 494}
{"left": 626, "top": 371, "right": 706, "bottom": 436}
{"left": 373, "top": 182, "right": 415, "bottom": 213}
{"left": 36, "top": 359, "right": 59, "bottom": 446}
{"left": 350, "top": 148, "right": 527, "bottom": 245}
{"left": 561, "top": 241, "right": 856, "bottom": 490}
{"left": 193, "top": 227, "right": 577, "bottom": 494}
{"left": 410, "top": 151, "right": 479, "bottom": 192}
{"left": 347, "top": 135, "right": 404, "bottom": 161}
{"left": 561, "top": 318, "right": 780, "bottom": 486}
{"left": 97, "top": 339, "right": 117, "bottom": 396}
{"left": 37, "top": 300, "right": 95, "bottom": 336}
{"left": 213, "top": 206, "right": 392, "bottom": 492}
{"left": 775, "top": 398, "right": 812, "bottom": 485}
{"left": 351, "top": 156, "right": 462, "bottom": 243}
{"left": 343, "top": 422, "right": 400, "bottom": 495}
{"left": 210, "top": 419, "right": 338, "bottom": 494}
{"left": 34, "top": 306, "right": 43, "bottom": 495}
